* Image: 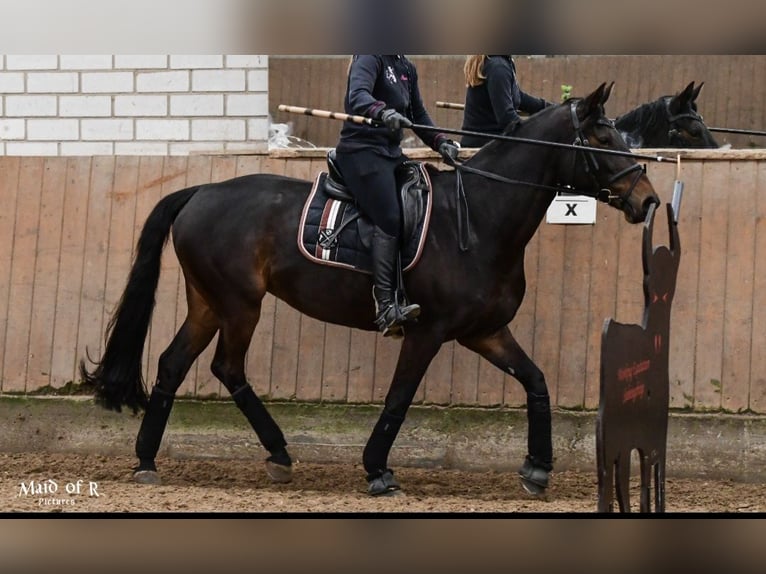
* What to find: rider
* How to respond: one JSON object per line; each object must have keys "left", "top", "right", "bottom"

{"left": 334, "top": 55, "right": 460, "bottom": 337}
{"left": 460, "top": 55, "right": 553, "bottom": 148}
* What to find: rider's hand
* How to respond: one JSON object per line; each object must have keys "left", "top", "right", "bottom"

{"left": 438, "top": 139, "right": 461, "bottom": 163}
{"left": 379, "top": 108, "right": 412, "bottom": 130}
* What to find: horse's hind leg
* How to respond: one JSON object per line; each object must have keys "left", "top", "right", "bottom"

{"left": 134, "top": 286, "right": 218, "bottom": 484}
{"left": 458, "top": 326, "right": 552, "bottom": 496}
{"left": 211, "top": 305, "right": 292, "bottom": 483}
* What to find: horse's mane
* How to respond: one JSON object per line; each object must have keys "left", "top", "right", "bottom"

{"left": 615, "top": 97, "right": 670, "bottom": 133}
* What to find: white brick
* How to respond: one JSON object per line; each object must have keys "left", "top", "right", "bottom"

{"left": 27, "top": 72, "right": 79, "bottom": 93}
{"left": 60, "top": 96, "right": 112, "bottom": 117}
{"left": 5, "top": 96, "right": 57, "bottom": 117}
{"left": 170, "top": 94, "right": 223, "bottom": 116}
{"left": 59, "top": 55, "right": 113, "bottom": 70}
{"left": 0, "top": 119, "right": 25, "bottom": 139}
{"left": 248, "top": 118, "right": 269, "bottom": 141}
{"left": 247, "top": 69, "right": 268, "bottom": 92}
{"left": 5, "top": 142, "right": 58, "bottom": 155}
{"left": 5, "top": 55, "right": 57, "bottom": 70}
{"left": 81, "top": 72, "right": 134, "bottom": 93}
{"left": 191, "top": 70, "right": 245, "bottom": 92}
{"left": 114, "top": 95, "right": 167, "bottom": 116}
{"left": 136, "top": 71, "right": 189, "bottom": 92}
{"left": 169, "top": 142, "right": 226, "bottom": 155}
{"left": 60, "top": 142, "right": 114, "bottom": 155}
{"left": 114, "top": 55, "right": 168, "bottom": 69}
{"left": 170, "top": 55, "right": 223, "bottom": 69}
{"left": 27, "top": 119, "right": 79, "bottom": 141}
{"left": 0, "top": 142, "right": 5, "bottom": 155}
{"left": 226, "top": 94, "right": 268, "bottom": 116}
{"left": 81, "top": 119, "right": 134, "bottom": 141}
{"left": 225, "top": 141, "right": 267, "bottom": 153}
{"left": 191, "top": 119, "right": 245, "bottom": 141}
{"left": 226, "top": 55, "right": 268, "bottom": 68}
{"left": 115, "top": 142, "right": 168, "bottom": 155}
{"left": 136, "top": 119, "right": 189, "bottom": 140}
{"left": 0, "top": 73, "right": 25, "bottom": 93}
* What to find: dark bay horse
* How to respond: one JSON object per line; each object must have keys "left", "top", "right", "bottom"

{"left": 615, "top": 81, "right": 719, "bottom": 148}
{"left": 80, "top": 83, "right": 660, "bottom": 497}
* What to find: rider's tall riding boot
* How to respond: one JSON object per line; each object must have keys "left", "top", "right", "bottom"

{"left": 371, "top": 227, "right": 420, "bottom": 337}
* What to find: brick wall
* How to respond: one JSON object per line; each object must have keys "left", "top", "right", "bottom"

{"left": 0, "top": 55, "right": 269, "bottom": 156}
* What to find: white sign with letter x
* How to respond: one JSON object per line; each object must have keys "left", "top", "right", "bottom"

{"left": 546, "top": 193, "right": 597, "bottom": 224}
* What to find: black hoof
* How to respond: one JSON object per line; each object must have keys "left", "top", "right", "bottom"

{"left": 367, "top": 470, "right": 401, "bottom": 496}
{"left": 518, "top": 458, "right": 550, "bottom": 497}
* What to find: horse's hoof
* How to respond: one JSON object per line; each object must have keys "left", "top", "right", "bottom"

{"left": 265, "top": 460, "right": 293, "bottom": 484}
{"left": 367, "top": 470, "right": 401, "bottom": 496}
{"left": 133, "top": 470, "right": 162, "bottom": 485}
{"left": 518, "top": 458, "right": 549, "bottom": 498}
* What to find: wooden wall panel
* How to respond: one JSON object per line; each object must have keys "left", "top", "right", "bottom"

{"left": 4, "top": 149, "right": 766, "bottom": 416}
{"left": 269, "top": 56, "right": 766, "bottom": 150}
{"left": 0, "top": 157, "right": 20, "bottom": 393}
{"left": 27, "top": 158, "right": 68, "bottom": 390}
{"left": 3, "top": 158, "right": 43, "bottom": 391}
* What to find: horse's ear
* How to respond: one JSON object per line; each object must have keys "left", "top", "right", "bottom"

{"left": 577, "top": 82, "right": 608, "bottom": 119}
{"left": 679, "top": 81, "right": 696, "bottom": 102}
{"left": 692, "top": 81, "right": 705, "bottom": 101}
{"left": 601, "top": 82, "right": 615, "bottom": 105}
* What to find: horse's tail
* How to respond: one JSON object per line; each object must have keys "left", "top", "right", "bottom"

{"left": 79, "top": 185, "right": 201, "bottom": 413}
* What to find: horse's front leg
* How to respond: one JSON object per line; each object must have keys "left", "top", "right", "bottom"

{"left": 364, "top": 330, "right": 444, "bottom": 496}
{"left": 459, "top": 326, "right": 553, "bottom": 496}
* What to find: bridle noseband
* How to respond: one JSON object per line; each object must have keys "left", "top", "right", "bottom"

{"left": 569, "top": 102, "right": 644, "bottom": 206}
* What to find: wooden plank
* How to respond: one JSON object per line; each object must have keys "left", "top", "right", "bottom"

{"left": 750, "top": 161, "right": 766, "bottom": 413}
{"left": 667, "top": 160, "right": 703, "bottom": 410}
{"left": 27, "top": 158, "right": 68, "bottom": 391}
{"left": 3, "top": 157, "right": 44, "bottom": 391}
{"left": 295, "top": 315, "right": 325, "bottom": 402}
{"left": 321, "top": 324, "right": 351, "bottom": 403}
{"left": 347, "top": 329, "right": 377, "bottom": 404}
{"left": 423, "top": 341, "right": 452, "bottom": 405}
{"left": 76, "top": 156, "right": 116, "bottom": 393}
{"left": 450, "top": 344, "right": 479, "bottom": 406}
{"left": 557, "top": 224, "right": 595, "bottom": 408}
{"left": 721, "top": 161, "right": 756, "bottom": 412}
{"left": 372, "top": 336, "right": 400, "bottom": 403}
{"left": 531, "top": 224, "right": 566, "bottom": 405}
{"left": 51, "top": 158, "right": 91, "bottom": 387}
{"left": 0, "top": 158, "right": 21, "bottom": 392}
{"left": 693, "top": 160, "right": 730, "bottom": 409}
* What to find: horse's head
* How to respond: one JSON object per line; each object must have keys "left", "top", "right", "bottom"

{"left": 665, "top": 81, "right": 719, "bottom": 148}
{"left": 559, "top": 82, "right": 661, "bottom": 224}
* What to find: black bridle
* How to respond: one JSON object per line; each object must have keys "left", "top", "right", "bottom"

{"left": 569, "top": 102, "right": 645, "bottom": 207}
{"left": 665, "top": 98, "right": 706, "bottom": 143}
{"left": 446, "top": 102, "right": 648, "bottom": 250}
{"left": 451, "top": 102, "right": 646, "bottom": 203}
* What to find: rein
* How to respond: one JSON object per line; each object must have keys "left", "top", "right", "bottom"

{"left": 445, "top": 102, "right": 646, "bottom": 250}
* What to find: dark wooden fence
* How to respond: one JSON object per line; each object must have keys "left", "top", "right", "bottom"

{"left": 269, "top": 55, "right": 766, "bottom": 149}
{"left": 1, "top": 149, "right": 764, "bottom": 414}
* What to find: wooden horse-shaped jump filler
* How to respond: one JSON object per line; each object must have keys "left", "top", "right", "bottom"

{"left": 596, "top": 184, "right": 682, "bottom": 513}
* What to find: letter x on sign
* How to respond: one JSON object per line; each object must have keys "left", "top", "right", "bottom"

{"left": 566, "top": 203, "right": 578, "bottom": 216}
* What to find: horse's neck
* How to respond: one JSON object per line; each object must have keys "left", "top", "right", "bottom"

{"left": 465, "top": 141, "right": 559, "bottom": 245}
{"left": 617, "top": 102, "right": 667, "bottom": 147}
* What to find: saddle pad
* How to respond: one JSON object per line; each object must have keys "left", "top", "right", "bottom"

{"left": 297, "top": 172, "right": 432, "bottom": 274}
